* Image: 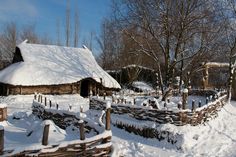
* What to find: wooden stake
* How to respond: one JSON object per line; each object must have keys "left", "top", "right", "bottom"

{"left": 44, "top": 97, "right": 47, "bottom": 106}
{"left": 106, "top": 108, "right": 111, "bottom": 130}
{"left": 198, "top": 101, "right": 202, "bottom": 108}
{"left": 40, "top": 95, "right": 43, "bottom": 103}
{"left": 79, "top": 120, "right": 85, "bottom": 140}
{"left": 42, "top": 124, "right": 50, "bottom": 146}
{"left": 56, "top": 104, "right": 59, "bottom": 110}
{"left": 103, "top": 92, "right": 106, "bottom": 100}
{"left": 49, "top": 100, "right": 52, "bottom": 108}
{"left": 192, "top": 100, "right": 195, "bottom": 112}
{"left": 0, "top": 127, "right": 4, "bottom": 154}
{"left": 182, "top": 89, "right": 188, "bottom": 110}
{"left": 206, "top": 97, "right": 209, "bottom": 104}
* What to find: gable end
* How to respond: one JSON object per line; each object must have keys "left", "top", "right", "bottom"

{"left": 12, "top": 47, "right": 24, "bottom": 63}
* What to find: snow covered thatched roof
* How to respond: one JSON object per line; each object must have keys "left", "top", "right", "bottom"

{"left": 0, "top": 41, "right": 121, "bottom": 89}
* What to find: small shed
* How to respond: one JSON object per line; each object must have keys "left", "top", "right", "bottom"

{"left": 0, "top": 40, "right": 120, "bottom": 97}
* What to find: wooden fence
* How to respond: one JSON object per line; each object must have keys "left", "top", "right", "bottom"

{"left": 2, "top": 94, "right": 112, "bottom": 157}
{"left": 90, "top": 91, "right": 227, "bottom": 126}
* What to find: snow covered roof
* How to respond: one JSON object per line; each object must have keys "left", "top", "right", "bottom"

{"left": 0, "top": 41, "right": 121, "bottom": 89}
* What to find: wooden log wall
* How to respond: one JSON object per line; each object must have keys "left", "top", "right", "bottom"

{"left": 90, "top": 92, "right": 227, "bottom": 126}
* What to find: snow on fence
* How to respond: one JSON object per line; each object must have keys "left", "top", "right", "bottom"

{"left": 2, "top": 94, "right": 112, "bottom": 156}
{"left": 90, "top": 90, "right": 227, "bottom": 126}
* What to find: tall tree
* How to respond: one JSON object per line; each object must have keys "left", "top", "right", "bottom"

{"left": 65, "top": 0, "right": 71, "bottom": 46}
{"left": 0, "top": 22, "right": 18, "bottom": 61}
{"left": 106, "top": 0, "right": 223, "bottom": 92}
{"left": 73, "top": 4, "right": 79, "bottom": 47}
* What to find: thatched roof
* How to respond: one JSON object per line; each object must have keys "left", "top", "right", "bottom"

{"left": 0, "top": 41, "right": 121, "bottom": 89}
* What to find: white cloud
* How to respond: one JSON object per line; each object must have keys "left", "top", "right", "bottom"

{"left": 0, "top": 0, "right": 38, "bottom": 21}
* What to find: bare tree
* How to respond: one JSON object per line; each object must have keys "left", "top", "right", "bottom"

{"left": 56, "top": 18, "right": 61, "bottom": 46}
{"left": 96, "top": 18, "right": 122, "bottom": 70}
{"left": 20, "top": 24, "right": 39, "bottom": 43}
{"left": 65, "top": 0, "right": 71, "bottom": 46}
{"left": 109, "top": 0, "right": 223, "bottom": 93}
{"left": 73, "top": 4, "right": 79, "bottom": 47}
{"left": 0, "top": 22, "right": 18, "bottom": 61}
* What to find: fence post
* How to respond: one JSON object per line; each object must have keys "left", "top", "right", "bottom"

{"left": 38, "top": 95, "right": 40, "bottom": 102}
{"left": 103, "top": 92, "right": 106, "bottom": 100}
{"left": 192, "top": 100, "right": 195, "bottom": 112}
{"left": 0, "top": 126, "right": 4, "bottom": 155}
{"left": 198, "top": 101, "right": 202, "bottom": 108}
{"left": 182, "top": 88, "right": 188, "bottom": 110}
{"left": 79, "top": 120, "right": 85, "bottom": 140}
{"left": 206, "top": 97, "right": 209, "bottom": 104}
{"left": 177, "top": 102, "right": 181, "bottom": 110}
{"left": 167, "top": 98, "right": 170, "bottom": 103}
{"left": 44, "top": 97, "right": 47, "bottom": 106}
{"left": 80, "top": 106, "right": 83, "bottom": 113}
{"left": 40, "top": 95, "right": 43, "bottom": 103}
{"left": 34, "top": 94, "right": 37, "bottom": 100}
{"left": 79, "top": 120, "right": 86, "bottom": 155}
{"left": 42, "top": 124, "right": 50, "bottom": 146}
{"left": 106, "top": 101, "right": 111, "bottom": 130}
{"left": 49, "top": 100, "right": 52, "bottom": 108}
{"left": 56, "top": 104, "right": 59, "bottom": 110}
{"left": 164, "top": 102, "right": 167, "bottom": 108}
{"left": 133, "top": 98, "right": 136, "bottom": 105}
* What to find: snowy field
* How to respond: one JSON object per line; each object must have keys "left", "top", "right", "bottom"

{"left": 0, "top": 94, "right": 236, "bottom": 156}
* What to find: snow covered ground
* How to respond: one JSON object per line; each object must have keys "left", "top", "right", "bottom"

{"left": 0, "top": 94, "right": 236, "bottom": 156}
{"left": 111, "top": 101, "right": 236, "bottom": 157}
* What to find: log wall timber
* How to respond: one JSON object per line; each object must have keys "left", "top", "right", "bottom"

{"left": 0, "top": 78, "right": 118, "bottom": 96}
{"left": 90, "top": 91, "right": 227, "bottom": 126}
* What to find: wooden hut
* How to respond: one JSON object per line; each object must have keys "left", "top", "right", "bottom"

{"left": 0, "top": 40, "right": 120, "bottom": 97}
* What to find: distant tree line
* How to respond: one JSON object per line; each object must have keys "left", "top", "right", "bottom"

{"left": 97, "top": 0, "right": 236, "bottom": 92}
{"left": 0, "top": 0, "right": 96, "bottom": 67}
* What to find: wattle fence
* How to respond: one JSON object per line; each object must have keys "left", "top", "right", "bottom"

{"left": 89, "top": 90, "right": 227, "bottom": 144}
{"left": 90, "top": 94, "right": 227, "bottom": 126}
{"left": 3, "top": 94, "right": 112, "bottom": 157}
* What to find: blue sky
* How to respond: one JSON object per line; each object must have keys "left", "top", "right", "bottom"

{"left": 0, "top": 0, "right": 111, "bottom": 54}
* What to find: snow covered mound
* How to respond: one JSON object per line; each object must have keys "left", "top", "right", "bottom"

{"left": 0, "top": 42, "right": 120, "bottom": 89}
{"left": 131, "top": 81, "right": 154, "bottom": 92}
{"left": 27, "top": 120, "right": 66, "bottom": 144}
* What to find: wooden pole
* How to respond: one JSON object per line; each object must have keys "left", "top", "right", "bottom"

{"left": 42, "top": 124, "right": 50, "bottom": 146}
{"left": 79, "top": 120, "right": 85, "bottom": 140}
{"left": 206, "top": 97, "right": 209, "bottom": 104}
{"left": 0, "top": 126, "right": 4, "bottom": 154}
{"left": 34, "top": 94, "right": 37, "bottom": 100}
{"left": 106, "top": 108, "right": 111, "bottom": 130}
{"left": 56, "top": 104, "right": 59, "bottom": 110}
{"left": 103, "top": 92, "right": 106, "bottom": 100}
{"left": 38, "top": 95, "right": 40, "bottom": 102}
{"left": 44, "top": 97, "right": 47, "bottom": 106}
{"left": 40, "top": 95, "right": 43, "bottom": 103}
{"left": 177, "top": 102, "right": 181, "bottom": 109}
{"left": 80, "top": 106, "right": 83, "bottom": 113}
{"left": 198, "top": 101, "right": 202, "bottom": 108}
{"left": 182, "top": 89, "right": 188, "bottom": 110}
{"left": 49, "top": 100, "right": 52, "bottom": 108}
{"left": 192, "top": 100, "right": 195, "bottom": 112}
